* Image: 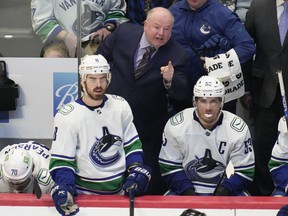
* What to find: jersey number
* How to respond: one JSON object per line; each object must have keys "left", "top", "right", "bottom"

{"left": 244, "top": 138, "right": 253, "bottom": 154}
{"left": 53, "top": 127, "right": 58, "bottom": 141}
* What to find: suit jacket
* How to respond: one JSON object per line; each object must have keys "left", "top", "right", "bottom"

{"left": 97, "top": 23, "right": 189, "bottom": 141}
{"left": 244, "top": 0, "right": 288, "bottom": 108}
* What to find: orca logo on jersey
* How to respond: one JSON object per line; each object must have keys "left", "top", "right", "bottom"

{"left": 72, "top": 4, "right": 105, "bottom": 37}
{"left": 185, "top": 149, "right": 225, "bottom": 184}
{"left": 89, "top": 127, "right": 122, "bottom": 167}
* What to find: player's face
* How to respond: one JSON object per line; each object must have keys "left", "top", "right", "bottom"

{"left": 144, "top": 12, "right": 173, "bottom": 48}
{"left": 187, "top": 0, "right": 208, "bottom": 10}
{"left": 195, "top": 97, "right": 222, "bottom": 129}
{"left": 84, "top": 74, "right": 109, "bottom": 102}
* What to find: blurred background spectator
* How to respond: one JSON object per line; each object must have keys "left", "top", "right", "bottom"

{"left": 31, "top": 0, "right": 128, "bottom": 57}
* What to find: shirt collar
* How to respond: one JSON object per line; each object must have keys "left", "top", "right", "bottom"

{"left": 77, "top": 95, "right": 108, "bottom": 111}
{"left": 139, "top": 32, "right": 158, "bottom": 50}
{"left": 277, "top": 0, "right": 286, "bottom": 7}
{"left": 139, "top": 32, "right": 155, "bottom": 50}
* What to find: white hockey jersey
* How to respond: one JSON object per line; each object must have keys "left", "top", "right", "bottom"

{"left": 31, "top": 0, "right": 129, "bottom": 42}
{"left": 50, "top": 95, "right": 144, "bottom": 195}
{"left": 159, "top": 108, "right": 255, "bottom": 195}
{"left": 269, "top": 116, "right": 288, "bottom": 192}
{"left": 0, "top": 141, "right": 54, "bottom": 194}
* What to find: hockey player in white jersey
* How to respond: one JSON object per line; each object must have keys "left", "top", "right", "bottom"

{"left": 0, "top": 141, "right": 54, "bottom": 196}
{"left": 269, "top": 116, "right": 288, "bottom": 197}
{"left": 50, "top": 54, "right": 151, "bottom": 216}
{"left": 31, "top": 0, "right": 128, "bottom": 57}
{"left": 159, "top": 75, "right": 255, "bottom": 196}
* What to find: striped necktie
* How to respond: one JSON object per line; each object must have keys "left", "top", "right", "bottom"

{"left": 135, "top": 46, "right": 156, "bottom": 79}
{"left": 279, "top": 2, "right": 288, "bottom": 45}
{"left": 144, "top": 0, "right": 151, "bottom": 15}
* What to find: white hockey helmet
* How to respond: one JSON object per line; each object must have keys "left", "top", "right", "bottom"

{"left": 193, "top": 76, "right": 225, "bottom": 101}
{"left": 79, "top": 54, "right": 111, "bottom": 83}
{"left": 2, "top": 149, "right": 33, "bottom": 190}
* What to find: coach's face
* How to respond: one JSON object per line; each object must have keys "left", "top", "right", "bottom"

{"left": 187, "top": 0, "right": 208, "bottom": 10}
{"left": 144, "top": 8, "right": 173, "bottom": 48}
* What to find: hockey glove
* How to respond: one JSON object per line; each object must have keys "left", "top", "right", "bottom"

{"left": 123, "top": 165, "right": 152, "bottom": 196}
{"left": 213, "top": 185, "right": 231, "bottom": 196}
{"left": 51, "top": 184, "right": 79, "bottom": 216}
{"left": 199, "top": 34, "right": 231, "bottom": 57}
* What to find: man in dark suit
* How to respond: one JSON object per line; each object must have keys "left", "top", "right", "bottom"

{"left": 241, "top": 0, "right": 288, "bottom": 196}
{"left": 96, "top": 7, "right": 189, "bottom": 195}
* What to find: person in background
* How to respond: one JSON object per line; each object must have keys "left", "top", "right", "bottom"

{"left": 241, "top": 0, "right": 288, "bottom": 196}
{"left": 31, "top": 0, "right": 128, "bottom": 57}
{"left": 0, "top": 141, "right": 54, "bottom": 196}
{"left": 96, "top": 7, "right": 189, "bottom": 195}
{"left": 219, "top": 0, "right": 237, "bottom": 11}
{"left": 269, "top": 116, "right": 288, "bottom": 197}
{"left": 49, "top": 55, "right": 151, "bottom": 216}
{"left": 220, "top": 0, "right": 252, "bottom": 23}
{"left": 40, "top": 40, "right": 69, "bottom": 58}
{"left": 126, "top": 0, "right": 179, "bottom": 25}
{"left": 169, "top": 0, "right": 256, "bottom": 114}
{"left": 159, "top": 76, "right": 255, "bottom": 196}
{"left": 235, "top": 0, "right": 253, "bottom": 23}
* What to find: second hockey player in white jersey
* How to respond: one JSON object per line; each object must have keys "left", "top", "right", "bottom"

{"left": 269, "top": 116, "right": 288, "bottom": 196}
{"left": 159, "top": 76, "right": 255, "bottom": 196}
{"left": 49, "top": 54, "right": 151, "bottom": 216}
{"left": 0, "top": 141, "right": 54, "bottom": 196}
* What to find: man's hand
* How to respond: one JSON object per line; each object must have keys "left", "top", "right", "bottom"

{"left": 89, "top": 28, "right": 111, "bottom": 44}
{"left": 123, "top": 165, "right": 152, "bottom": 196}
{"left": 51, "top": 184, "right": 79, "bottom": 216}
{"left": 161, "top": 61, "right": 174, "bottom": 88}
{"left": 240, "top": 93, "right": 253, "bottom": 110}
{"left": 63, "top": 33, "right": 77, "bottom": 58}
